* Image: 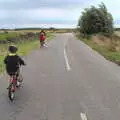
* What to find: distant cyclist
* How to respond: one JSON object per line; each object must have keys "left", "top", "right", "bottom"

{"left": 4, "top": 45, "right": 25, "bottom": 88}
{"left": 39, "top": 30, "right": 46, "bottom": 47}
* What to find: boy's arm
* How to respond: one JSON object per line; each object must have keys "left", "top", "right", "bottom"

{"left": 44, "top": 32, "right": 46, "bottom": 36}
{"left": 18, "top": 56, "right": 26, "bottom": 65}
{"left": 4, "top": 56, "right": 8, "bottom": 64}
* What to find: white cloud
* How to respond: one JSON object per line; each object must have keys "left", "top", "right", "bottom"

{"left": 30, "top": 8, "right": 67, "bottom": 19}
{"left": 0, "top": 8, "right": 79, "bottom": 27}
{"left": 0, "top": 0, "right": 120, "bottom": 28}
{"left": 30, "top": 8, "right": 81, "bottom": 21}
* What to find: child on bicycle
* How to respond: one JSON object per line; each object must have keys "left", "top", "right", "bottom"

{"left": 39, "top": 30, "right": 46, "bottom": 47}
{"left": 4, "top": 45, "right": 25, "bottom": 88}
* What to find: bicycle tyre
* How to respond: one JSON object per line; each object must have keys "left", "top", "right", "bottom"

{"left": 8, "top": 83, "right": 15, "bottom": 101}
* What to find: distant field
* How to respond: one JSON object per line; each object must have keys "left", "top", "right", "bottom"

{"left": 0, "top": 30, "right": 46, "bottom": 33}
{"left": 0, "top": 28, "right": 74, "bottom": 34}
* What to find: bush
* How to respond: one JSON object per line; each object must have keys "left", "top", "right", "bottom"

{"left": 0, "top": 32, "right": 37, "bottom": 44}
{"left": 78, "top": 2, "right": 113, "bottom": 35}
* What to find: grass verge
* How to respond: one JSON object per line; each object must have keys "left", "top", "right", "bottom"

{"left": 0, "top": 33, "right": 54, "bottom": 73}
{"left": 76, "top": 33, "right": 120, "bottom": 65}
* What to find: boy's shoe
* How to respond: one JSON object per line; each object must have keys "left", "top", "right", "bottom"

{"left": 6, "top": 86, "right": 9, "bottom": 90}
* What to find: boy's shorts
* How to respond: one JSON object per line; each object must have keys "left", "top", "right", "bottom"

{"left": 7, "top": 69, "right": 20, "bottom": 77}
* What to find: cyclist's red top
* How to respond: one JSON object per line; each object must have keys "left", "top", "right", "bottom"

{"left": 39, "top": 32, "right": 45, "bottom": 41}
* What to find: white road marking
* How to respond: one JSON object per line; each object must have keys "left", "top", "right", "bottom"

{"left": 64, "top": 40, "right": 71, "bottom": 71}
{"left": 80, "top": 113, "right": 88, "bottom": 120}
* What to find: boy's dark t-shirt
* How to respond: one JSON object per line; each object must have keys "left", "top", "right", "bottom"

{"left": 4, "top": 54, "right": 25, "bottom": 74}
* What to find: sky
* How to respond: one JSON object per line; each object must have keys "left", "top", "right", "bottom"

{"left": 0, "top": 0, "right": 120, "bottom": 28}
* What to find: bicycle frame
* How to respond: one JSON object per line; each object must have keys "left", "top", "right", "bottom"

{"left": 7, "top": 67, "right": 24, "bottom": 101}
{"left": 9, "top": 75, "right": 17, "bottom": 91}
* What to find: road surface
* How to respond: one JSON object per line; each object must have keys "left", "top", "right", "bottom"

{"left": 1, "top": 33, "right": 120, "bottom": 120}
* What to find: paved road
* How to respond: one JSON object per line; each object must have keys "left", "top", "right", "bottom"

{"left": 1, "top": 33, "right": 120, "bottom": 120}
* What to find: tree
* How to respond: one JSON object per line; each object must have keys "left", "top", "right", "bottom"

{"left": 78, "top": 3, "right": 113, "bottom": 35}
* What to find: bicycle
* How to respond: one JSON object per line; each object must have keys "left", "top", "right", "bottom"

{"left": 8, "top": 72, "right": 23, "bottom": 101}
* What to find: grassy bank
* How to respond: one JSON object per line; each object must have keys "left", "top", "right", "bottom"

{"left": 0, "top": 33, "right": 53, "bottom": 73}
{"left": 18, "top": 33, "right": 53, "bottom": 56}
{"left": 77, "top": 32, "right": 120, "bottom": 65}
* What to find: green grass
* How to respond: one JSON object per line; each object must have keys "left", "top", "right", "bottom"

{"left": 77, "top": 34, "right": 120, "bottom": 65}
{"left": 0, "top": 32, "right": 20, "bottom": 41}
{"left": 0, "top": 41, "right": 38, "bottom": 73}
{"left": 17, "top": 40, "right": 39, "bottom": 56}
{"left": 0, "top": 33, "right": 54, "bottom": 73}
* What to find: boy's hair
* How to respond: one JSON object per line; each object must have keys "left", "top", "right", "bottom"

{"left": 8, "top": 45, "right": 18, "bottom": 53}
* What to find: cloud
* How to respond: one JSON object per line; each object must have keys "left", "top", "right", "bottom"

{"left": 0, "top": 8, "right": 79, "bottom": 28}
{"left": 1, "top": 0, "right": 120, "bottom": 28}
{"left": 0, "top": 0, "right": 97, "bottom": 28}
{"left": 0, "top": 0, "right": 99, "bottom": 10}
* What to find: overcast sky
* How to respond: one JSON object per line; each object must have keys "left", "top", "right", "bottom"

{"left": 0, "top": 0, "right": 120, "bottom": 28}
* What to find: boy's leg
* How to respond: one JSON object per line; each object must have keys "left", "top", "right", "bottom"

{"left": 40, "top": 40, "right": 42, "bottom": 47}
{"left": 16, "top": 69, "right": 22, "bottom": 87}
{"left": 6, "top": 72, "right": 12, "bottom": 89}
